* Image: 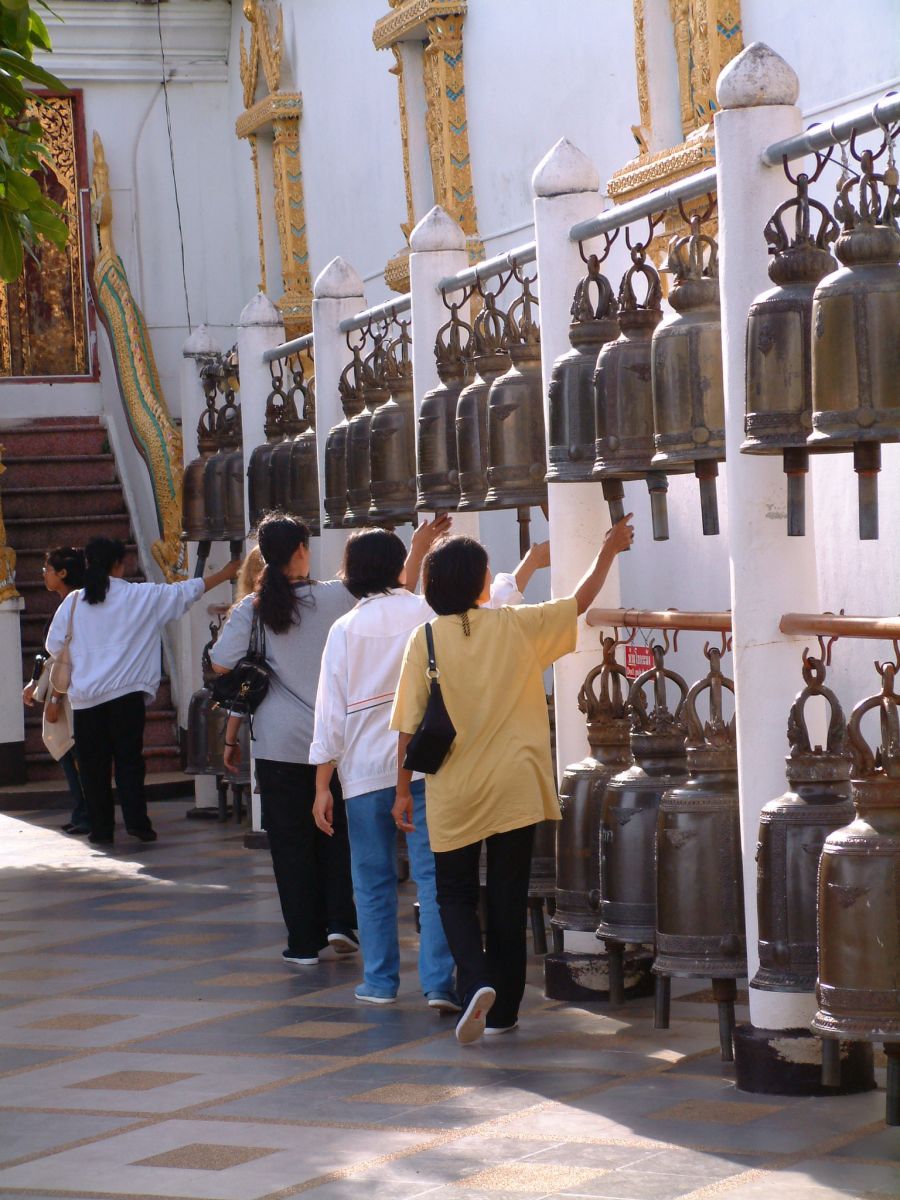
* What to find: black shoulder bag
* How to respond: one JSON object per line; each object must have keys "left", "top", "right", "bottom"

{"left": 402, "top": 623, "right": 456, "bottom": 774}
{"left": 211, "top": 607, "right": 270, "bottom": 737}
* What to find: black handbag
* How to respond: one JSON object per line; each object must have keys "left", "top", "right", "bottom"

{"left": 403, "top": 623, "right": 456, "bottom": 774}
{"left": 211, "top": 607, "right": 270, "bottom": 734}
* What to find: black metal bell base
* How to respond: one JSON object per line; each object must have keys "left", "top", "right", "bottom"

{"left": 551, "top": 905, "right": 601, "bottom": 936}
{"left": 750, "top": 966, "right": 816, "bottom": 994}
{"left": 733, "top": 1025, "right": 875, "bottom": 1097}
{"left": 483, "top": 486, "right": 548, "bottom": 510}
{"left": 546, "top": 460, "right": 594, "bottom": 484}
{"left": 544, "top": 949, "right": 654, "bottom": 1004}
{"left": 653, "top": 971, "right": 740, "bottom": 1062}
{"left": 596, "top": 932, "right": 654, "bottom": 1008}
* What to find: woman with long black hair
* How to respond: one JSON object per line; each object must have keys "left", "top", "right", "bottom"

{"left": 46, "top": 537, "right": 238, "bottom": 846}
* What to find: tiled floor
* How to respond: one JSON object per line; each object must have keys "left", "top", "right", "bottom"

{"left": 0, "top": 807, "right": 895, "bottom": 1200}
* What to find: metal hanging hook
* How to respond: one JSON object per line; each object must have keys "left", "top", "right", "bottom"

{"left": 782, "top": 143, "right": 834, "bottom": 187}
{"left": 578, "top": 228, "right": 619, "bottom": 266}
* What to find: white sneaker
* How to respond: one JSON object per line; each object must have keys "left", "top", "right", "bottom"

{"left": 283, "top": 950, "right": 319, "bottom": 966}
{"left": 354, "top": 986, "right": 397, "bottom": 1005}
{"left": 327, "top": 932, "right": 360, "bottom": 956}
{"left": 484, "top": 1022, "right": 518, "bottom": 1036}
{"left": 455, "top": 986, "right": 496, "bottom": 1045}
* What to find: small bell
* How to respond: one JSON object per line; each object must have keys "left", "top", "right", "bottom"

{"left": 485, "top": 274, "right": 548, "bottom": 511}
{"left": 285, "top": 360, "right": 320, "bottom": 534}
{"left": 345, "top": 334, "right": 389, "bottom": 528}
{"left": 247, "top": 367, "right": 289, "bottom": 529}
{"left": 369, "top": 323, "right": 416, "bottom": 526}
{"left": 417, "top": 303, "right": 471, "bottom": 512}
{"left": 547, "top": 255, "right": 619, "bottom": 484}
{"left": 456, "top": 291, "right": 509, "bottom": 511}
{"left": 651, "top": 211, "right": 725, "bottom": 539}
{"left": 593, "top": 247, "right": 663, "bottom": 531}
{"left": 324, "top": 346, "right": 364, "bottom": 529}
{"left": 204, "top": 387, "right": 242, "bottom": 541}
{"left": 183, "top": 369, "right": 219, "bottom": 542}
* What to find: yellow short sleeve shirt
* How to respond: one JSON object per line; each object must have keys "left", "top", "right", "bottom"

{"left": 390, "top": 598, "right": 578, "bottom": 852}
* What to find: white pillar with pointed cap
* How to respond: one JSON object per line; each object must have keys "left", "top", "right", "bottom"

{"left": 409, "top": 205, "right": 479, "bottom": 540}
{"left": 714, "top": 43, "right": 822, "bottom": 1032}
{"left": 312, "top": 257, "right": 365, "bottom": 580}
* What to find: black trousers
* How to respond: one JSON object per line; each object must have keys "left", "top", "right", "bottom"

{"left": 256, "top": 759, "right": 356, "bottom": 957}
{"left": 72, "top": 692, "right": 152, "bottom": 840}
{"left": 434, "top": 823, "right": 535, "bottom": 1029}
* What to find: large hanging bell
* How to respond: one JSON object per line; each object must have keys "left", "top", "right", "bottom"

{"left": 654, "top": 647, "right": 745, "bottom": 1062}
{"left": 456, "top": 292, "right": 508, "bottom": 511}
{"left": 553, "top": 641, "right": 631, "bottom": 941}
{"left": 417, "top": 303, "right": 471, "bottom": 512}
{"left": 485, "top": 275, "right": 548, "bottom": 510}
{"left": 754, "top": 654, "right": 853, "bottom": 994}
{"left": 345, "top": 336, "right": 389, "bottom": 528}
{"left": 324, "top": 347, "right": 364, "bottom": 529}
{"left": 743, "top": 171, "right": 838, "bottom": 536}
{"left": 247, "top": 368, "right": 289, "bottom": 529}
{"left": 809, "top": 146, "right": 900, "bottom": 539}
{"left": 597, "top": 643, "right": 688, "bottom": 1005}
{"left": 593, "top": 246, "right": 663, "bottom": 529}
{"left": 183, "top": 377, "right": 218, "bottom": 541}
{"left": 186, "top": 621, "right": 229, "bottom": 777}
{"left": 286, "top": 364, "right": 320, "bottom": 534}
{"left": 813, "top": 659, "right": 900, "bottom": 1123}
{"left": 204, "top": 389, "right": 242, "bottom": 541}
{"left": 547, "top": 255, "right": 618, "bottom": 484}
{"left": 369, "top": 324, "right": 416, "bottom": 526}
{"left": 651, "top": 212, "right": 725, "bottom": 538}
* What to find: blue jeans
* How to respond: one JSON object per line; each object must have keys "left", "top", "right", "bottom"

{"left": 60, "top": 749, "right": 88, "bottom": 829}
{"left": 345, "top": 779, "right": 455, "bottom": 998}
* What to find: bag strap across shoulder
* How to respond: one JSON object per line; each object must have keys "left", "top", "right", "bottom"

{"left": 63, "top": 592, "right": 79, "bottom": 646}
{"left": 249, "top": 604, "right": 266, "bottom": 659}
{"left": 424, "top": 622, "right": 438, "bottom": 677}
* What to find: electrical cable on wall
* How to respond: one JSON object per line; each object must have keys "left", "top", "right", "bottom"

{"left": 156, "top": 0, "right": 193, "bottom": 333}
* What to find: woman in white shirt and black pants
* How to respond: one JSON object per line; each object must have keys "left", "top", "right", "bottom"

{"left": 46, "top": 537, "right": 239, "bottom": 846}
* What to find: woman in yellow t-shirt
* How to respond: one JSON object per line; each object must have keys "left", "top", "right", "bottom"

{"left": 390, "top": 515, "right": 634, "bottom": 1044}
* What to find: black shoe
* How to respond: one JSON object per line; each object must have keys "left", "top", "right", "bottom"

{"left": 89, "top": 833, "right": 114, "bottom": 845}
{"left": 126, "top": 828, "right": 157, "bottom": 843}
{"left": 61, "top": 823, "right": 76, "bottom": 834}
{"left": 64, "top": 824, "right": 90, "bottom": 836}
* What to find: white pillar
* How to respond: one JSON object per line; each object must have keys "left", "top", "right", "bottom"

{"left": 311, "top": 257, "right": 365, "bottom": 580}
{"left": 180, "top": 326, "right": 226, "bottom": 810}
{"left": 715, "top": 44, "right": 820, "bottom": 1031}
{"left": 237, "top": 293, "right": 285, "bottom": 537}
{"left": 532, "top": 139, "right": 621, "bottom": 786}
{"left": 409, "top": 205, "right": 479, "bottom": 540}
{"left": 0, "top": 595, "right": 25, "bottom": 784}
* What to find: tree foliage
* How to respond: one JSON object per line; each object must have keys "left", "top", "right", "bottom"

{"left": 0, "top": 0, "right": 68, "bottom": 282}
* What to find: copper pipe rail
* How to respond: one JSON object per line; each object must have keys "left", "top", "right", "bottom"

{"left": 780, "top": 612, "right": 900, "bottom": 641}
{"left": 585, "top": 606, "right": 732, "bottom": 633}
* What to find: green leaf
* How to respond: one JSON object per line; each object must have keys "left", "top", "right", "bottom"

{"left": 27, "top": 12, "right": 50, "bottom": 51}
{"left": 5, "top": 167, "right": 39, "bottom": 206}
{"left": 0, "top": 71, "right": 25, "bottom": 112}
{"left": 0, "top": 48, "right": 65, "bottom": 90}
{"left": 0, "top": 201, "right": 25, "bottom": 280}
{"left": 28, "top": 200, "right": 65, "bottom": 247}
{"left": 0, "top": 0, "right": 30, "bottom": 15}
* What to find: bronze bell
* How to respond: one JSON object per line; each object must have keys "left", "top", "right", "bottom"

{"left": 417, "top": 302, "right": 471, "bottom": 512}
{"left": 813, "top": 658, "right": 900, "bottom": 1123}
{"left": 651, "top": 213, "right": 725, "bottom": 539}
{"left": 743, "top": 170, "right": 838, "bottom": 536}
{"left": 183, "top": 372, "right": 219, "bottom": 541}
{"left": 553, "top": 640, "right": 632, "bottom": 942}
{"left": 597, "top": 643, "right": 688, "bottom": 1006}
{"left": 324, "top": 347, "right": 364, "bottom": 529}
{"left": 204, "top": 388, "right": 242, "bottom": 541}
{"left": 369, "top": 324, "right": 416, "bottom": 526}
{"left": 287, "top": 363, "right": 320, "bottom": 534}
{"left": 345, "top": 335, "right": 389, "bottom": 528}
{"left": 485, "top": 275, "right": 548, "bottom": 510}
{"left": 248, "top": 367, "right": 289, "bottom": 529}
{"left": 754, "top": 654, "right": 853, "bottom": 994}
{"left": 654, "top": 646, "right": 745, "bottom": 1062}
{"left": 809, "top": 146, "right": 900, "bottom": 539}
{"left": 186, "top": 621, "right": 228, "bottom": 777}
{"left": 593, "top": 246, "right": 663, "bottom": 530}
{"left": 456, "top": 291, "right": 509, "bottom": 511}
{"left": 547, "top": 255, "right": 618, "bottom": 484}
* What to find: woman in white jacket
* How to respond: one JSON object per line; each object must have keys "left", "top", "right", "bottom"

{"left": 311, "top": 525, "right": 547, "bottom": 1008}
{"left": 46, "top": 537, "right": 238, "bottom": 846}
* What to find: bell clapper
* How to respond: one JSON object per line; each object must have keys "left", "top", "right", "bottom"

{"left": 600, "top": 479, "right": 627, "bottom": 531}
{"left": 886, "top": 1043, "right": 900, "bottom": 1126}
{"left": 653, "top": 974, "right": 671, "bottom": 1030}
{"left": 517, "top": 506, "right": 532, "bottom": 557}
{"left": 695, "top": 460, "right": 720, "bottom": 536}
{"left": 646, "top": 471, "right": 669, "bottom": 542}
{"left": 193, "top": 539, "right": 211, "bottom": 579}
{"left": 853, "top": 442, "right": 880, "bottom": 541}
{"left": 713, "top": 977, "right": 738, "bottom": 1063}
{"left": 820, "top": 1036, "right": 842, "bottom": 1087}
{"left": 783, "top": 447, "right": 810, "bottom": 537}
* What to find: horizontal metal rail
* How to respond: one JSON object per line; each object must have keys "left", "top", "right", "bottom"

{"left": 585, "top": 606, "right": 732, "bottom": 633}
{"left": 437, "top": 239, "right": 537, "bottom": 294}
{"left": 339, "top": 294, "right": 411, "bottom": 335}
{"left": 569, "top": 166, "right": 718, "bottom": 244}
{"left": 262, "top": 332, "right": 314, "bottom": 364}
{"left": 780, "top": 612, "right": 900, "bottom": 641}
{"left": 761, "top": 90, "right": 900, "bottom": 167}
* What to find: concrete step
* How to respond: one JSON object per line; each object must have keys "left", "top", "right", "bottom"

{"left": 6, "top": 513, "right": 132, "bottom": 550}
{"left": 2, "top": 454, "right": 119, "bottom": 489}
{"left": 0, "top": 769, "right": 194, "bottom": 810}
{"left": 0, "top": 421, "right": 107, "bottom": 458}
{"left": 3, "top": 484, "right": 126, "bottom": 520}
{"left": 24, "top": 707, "right": 179, "bottom": 755}
{"left": 26, "top": 745, "right": 183, "bottom": 782}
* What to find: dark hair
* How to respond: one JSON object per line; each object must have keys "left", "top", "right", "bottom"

{"left": 45, "top": 546, "right": 85, "bottom": 591}
{"left": 83, "top": 537, "right": 126, "bottom": 604}
{"left": 423, "top": 535, "right": 489, "bottom": 615}
{"left": 340, "top": 528, "right": 407, "bottom": 600}
{"left": 257, "top": 513, "right": 311, "bottom": 634}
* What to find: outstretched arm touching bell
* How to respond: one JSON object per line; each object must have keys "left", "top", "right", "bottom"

{"left": 572, "top": 514, "right": 634, "bottom": 616}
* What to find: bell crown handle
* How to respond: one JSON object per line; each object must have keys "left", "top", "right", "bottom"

{"left": 384, "top": 325, "right": 413, "bottom": 386}
{"left": 627, "top": 643, "right": 688, "bottom": 733}
{"left": 683, "top": 645, "right": 736, "bottom": 750}
{"left": 764, "top": 172, "right": 839, "bottom": 255}
{"left": 787, "top": 655, "right": 848, "bottom": 757}
{"left": 504, "top": 276, "right": 541, "bottom": 350}
{"left": 618, "top": 246, "right": 663, "bottom": 313}
{"left": 579, "top": 636, "right": 629, "bottom": 723}
{"left": 435, "top": 303, "right": 474, "bottom": 369}
{"left": 473, "top": 291, "right": 507, "bottom": 356}
{"left": 666, "top": 227, "right": 719, "bottom": 282}
{"left": 847, "top": 660, "right": 900, "bottom": 778}
{"left": 571, "top": 259, "right": 618, "bottom": 324}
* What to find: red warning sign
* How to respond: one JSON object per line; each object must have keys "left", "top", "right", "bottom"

{"left": 625, "top": 643, "right": 655, "bottom": 679}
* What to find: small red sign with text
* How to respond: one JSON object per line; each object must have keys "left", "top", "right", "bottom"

{"left": 625, "top": 643, "right": 655, "bottom": 679}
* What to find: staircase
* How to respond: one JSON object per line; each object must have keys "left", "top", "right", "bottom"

{"left": 2, "top": 417, "right": 183, "bottom": 783}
